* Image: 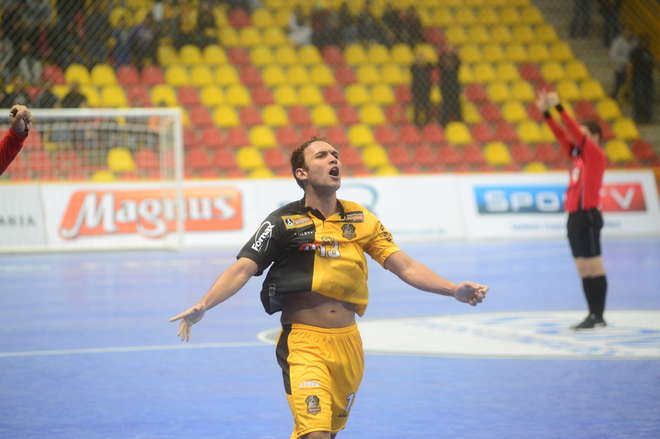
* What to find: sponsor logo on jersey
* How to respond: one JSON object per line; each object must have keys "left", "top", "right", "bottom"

{"left": 342, "top": 223, "right": 356, "bottom": 240}
{"left": 300, "top": 380, "right": 321, "bottom": 388}
{"left": 305, "top": 395, "right": 321, "bottom": 415}
{"left": 341, "top": 211, "right": 364, "bottom": 223}
{"left": 251, "top": 221, "right": 275, "bottom": 252}
{"left": 59, "top": 188, "right": 242, "bottom": 239}
{"left": 282, "top": 215, "right": 313, "bottom": 229}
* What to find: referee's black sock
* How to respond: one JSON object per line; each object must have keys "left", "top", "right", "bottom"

{"left": 582, "top": 276, "right": 607, "bottom": 320}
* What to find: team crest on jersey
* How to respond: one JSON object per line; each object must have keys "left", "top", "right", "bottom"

{"left": 282, "top": 215, "right": 313, "bottom": 229}
{"left": 305, "top": 395, "right": 321, "bottom": 415}
{"left": 341, "top": 211, "right": 364, "bottom": 223}
{"left": 342, "top": 223, "right": 356, "bottom": 240}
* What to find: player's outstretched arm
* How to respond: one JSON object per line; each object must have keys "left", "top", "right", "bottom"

{"left": 10, "top": 105, "right": 32, "bottom": 135}
{"left": 169, "top": 257, "right": 258, "bottom": 341}
{"left": 384, "top": 251, "right": 488, "bottom": 306}
{"left": 0, "top": 105, "right": 32, "bottom": 175}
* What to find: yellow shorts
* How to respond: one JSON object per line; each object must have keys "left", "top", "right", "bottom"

{"left": 276, "top": 323, "right": 364, "bottom": 438}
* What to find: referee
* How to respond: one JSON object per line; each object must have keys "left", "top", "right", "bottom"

{"left": 538, "top": 90, "right": 608, "bottom": 330}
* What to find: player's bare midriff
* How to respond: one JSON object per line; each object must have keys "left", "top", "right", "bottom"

{"left": 280, "top": 291, "right": 357, "bottom": 328}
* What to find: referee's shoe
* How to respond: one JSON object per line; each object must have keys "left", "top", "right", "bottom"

{"left": 571, "top": 314, "right": 607, "bottom": 330}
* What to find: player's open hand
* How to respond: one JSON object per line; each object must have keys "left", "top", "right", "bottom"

{"left": 10, "top": 105, "right": 32, "bottom": 135}
{"left": 453, "top": 281, "right": 489, "bottom": 306}
{"left": 535, "top": 90, "right": 549, "bottom": 112}
{"left": 169, "top": 303, "right": 206, "bottom": 342}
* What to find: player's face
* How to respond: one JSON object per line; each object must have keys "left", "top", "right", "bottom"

{"left": 580, "top": 125, "right": 600, "bottom": 145}
{"left": 299, "top": 141, "right": 341, "bottom": 192}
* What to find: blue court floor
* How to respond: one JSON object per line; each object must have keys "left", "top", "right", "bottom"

{"left": 1, "top": 238, "right": 659, "bottom": 439}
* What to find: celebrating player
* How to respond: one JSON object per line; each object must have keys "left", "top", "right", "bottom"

{"left": 0, "top": 104, "right": 32, "bottom": 175}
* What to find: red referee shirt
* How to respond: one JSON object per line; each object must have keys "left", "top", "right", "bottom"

{"left": 0, "top": 128, "right": 28, "bottom": 175}
{"left": 543, "top": 105, "right": 607, "bottom": 213}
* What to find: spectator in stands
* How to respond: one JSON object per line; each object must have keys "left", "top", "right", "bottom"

{"left": 4, "top": 78, "right": 32, "bottom": 107}
{"left": 598, "top": 0, "right": 621, "bottom": 47}
{"left": 132, "top": 13, "right": 158, "bottom": 68}
{"left": 288, "top": 5, "right": 312, "bottom": 47}
{"left": 356, "top": 2, "right": 386, "bottom": 45}
{"left": 112, "top": 16, "right": 133, "bottom": 69}
{"left": 382, "top": 2, "right": 403, "bottom": 44}
{"left": 0, "top": 104, "right": 32, "bottom": 176}
{"left": 336, "top": 3, "right": 357, "bottom": 47}
{"left": 35, "top": 22, "right": 55, "bottom": 66}
{"left": 34, "top": 80, "right": 59, "bottom": 108}
{"left": 17, "top": 41, "right": 43, "bottom": 86}
{"left": 608, "top": 28, "right": 634, "bottom": 99}
{"left": 52, "top": 20, "right": 79, "bottom": 69}
{"left": 84, "top": 2, "right": 111, "bottom": 68}
{"left": 310, "top": 4, "right": 332, "bottom": 48}
{"left": 61, "top": 82, "right": 87, "bottom": 108}
{"left": 197, "top": 0, "right": 217, "bottom": 48}
{"left": 401, "top": 6, "right": 423, "bottom": 46}
{"left": 175, "top": 0, "right": 198, "bottom": 49}
{"left": 154, "top": 0, "right": 179, "bottom": 45}
{"left": 629, "top": 35, "right": 655, "bottom": 124}
{"left": 22, "top": 0, "right": 53, "bottom": 38}
{"left": 410, "top": 51, "right": 434, "bottom": 128}
{"left": 56, "top": 0, "right": 84, "bottom": 27}
{"left": 438, "top": 46, "right": 462, "bottom": 126}
{"left": 570, "top": 0, "right": 592, "bottom": 38}
{"left": 0, "top": 29, "right": 14, "bottom": 84}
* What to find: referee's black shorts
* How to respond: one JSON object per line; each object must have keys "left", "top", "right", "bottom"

{"left": 567, "top": 208, "right": 603, "bottom": 258}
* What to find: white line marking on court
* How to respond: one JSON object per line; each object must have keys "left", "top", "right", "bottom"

{"left": 0, "top": 341, "right": 267, "bottom": 358}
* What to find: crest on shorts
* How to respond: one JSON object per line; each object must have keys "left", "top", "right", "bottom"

{"left": 341, "top": 223, "right": 356, "bottom": 240}
{"left": 305, "top": 395, "right": 321, "bottom": 415}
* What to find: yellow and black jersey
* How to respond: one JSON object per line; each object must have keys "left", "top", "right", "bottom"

{"left": 237, "top": 198, "right": 400, "bottom": 316}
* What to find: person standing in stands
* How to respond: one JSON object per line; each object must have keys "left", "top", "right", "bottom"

{"left": 537, "top": 90, "right": 609, "bottom": 330}
{"left": 438, "top": 46, "right": 462, "bottom": 126}
{"left": 629, "top": 35, "right": 655, "bottom": 124}
{"left": 410, "top": 51, "right": 434, "bottom": 127}
{"left": 0, "top": 104, "right": 31, "bottom": 175}
{"left": 170, "top": 137, "right": 489, "bottom": 438}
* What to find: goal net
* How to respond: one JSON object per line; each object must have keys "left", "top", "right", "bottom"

{"left": 0, "top": 108, "right": 185, "bottom": 252}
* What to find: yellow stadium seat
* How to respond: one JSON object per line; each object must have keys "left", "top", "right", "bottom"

{"left": 92, "top": 170, "right": 115, "bottom": 181}
{"left": 361, "top": 144, "right": 389, "bottom": 168}
{"left": 250, "top": 46, "right": 274, "bottom": 66}
{"left": 541, "top": 62, "right": 565, "bottom": 82}
{"left": 226, "top": 84, "right": 251, "bottom": 107}
{"left": 262, "top": 105, "right": 289, "bottom": 127}
{"left": 463, "top": 101, "right": 482, "bottom": 124}
{"left": 190, "top": 65, "right": 214, "bottom": 87}
{"left": 157, "top": 45, "right": 179, "bottom": 66}
{"left": 239, "top": 27, "right": 262, "bottom": 47}
{"left": 467, "top": 26, "right": 490, "bottom": 44}
{"left": 460, "top": 45, "right": 483, "bottom": 64}
{"left": 90, "top": 64, "right": 117, "bottom": 86}
{"left": 236, "top": 147, "right": 264, "bottom": 171}
{"left": 165, "top": 65, "right": 190, "bottom": 87}
{"left": 502, "top": 101, "right": 528, "bottom": 123}
{"left": 596, "top": 98, "right": 622, "bottom": 120}
{"left": 477, "top": 7, "right": 499, "bottom": 25}
{"left": 345, "top": 84, "right": 371, "bottom": 106}
{"left": 249, "top": 125, "right": 277, "bottom": 148}
{"left": 540, "top": 122, "right": 557, "bottom": 142}
{"left": 262, "top": 65, "right": 287, "bottom": 87}
{"left": 580, "top": 80, "right": 605, "bottom": 100}
{"left": 459, "top": 64, "right": 475, "bottom": 83}
{"left": 272, "top": 8, "right": 290, "bottom": 27}
{"left": 536, "top": 24, "right": 558, "bottom": 42}
{"left": 381, "top": 64, "right": 405, "bottom": 85}
{"left": 273, "top": 85, "right": 299, "bottom": 106}
{"left": 273, "top": 45, "right": 299, "bottom": 65}
{"left": 309, "top": 64, "right": 335, "bottom": 86}
{"left": 495, "top": 62, "right": 520, "bottom": 81}
{"left": 348, "top": 124, "right": 375, "bottom": 146}
{"left": 431, "top": 86, "right": 442, "bottom": 104}
{"left": 416, "top": 44, "right": 438, "bottom": 63}
{"left": 298, "top": 45, "right": 322, "bottom": 65}
{"left": 180, "top": 45, "right": 203, "bottom": 65}
{"left": 491, "top": 25, "right": 513, "bottom": 43}
{"left": 203, "top": 45, "right": 227, "bottom": 65}
{"left": 345, "top": 44, "right": 368, "bottom": 65}
{"left": 484, "top": 142, "right": 512, "bottom": 166}
{"left": 445, "top": 26, "right": 468, "bottom": 45}
{"left": 110, "top": 7, "right": 130, "bottom": 26}
{"left": 65, "top": 64, "right": 91, "bottom": 85}
{"left": 252, "top": 9, "right": 275, "bottom": 28}
{"left": 474, "top": 63, "right": 496, "bottom": 83}
{"left": 500, "top": 7, "right": 521, "bottom": 24}
{"left": 455, "top": 8, "right": 476, "bottom": 25}
{"left": 605, "top": 140, "right": 633, "bottom": 163}
{"left": 298, "top": 84, "right": 324, "bottom": 106}
{"left": 286, "top": 65, "right": 310, "bottom": 85}
{"left": 517, "top": 121, "right": 543, "bottom": 143}
{"left": 80, "top": 85, "right": 100, "bottom": 107}
{"left": 219, "top": 28, "right": 239, "bottom": 47}
{"left": 391, "top": 44, "right": 414, "bottom": 65}
{"left": 430, "top": 8, "right": 453, "bottom": 26}
{"left": 150, "top": 84, "right": 177, "bottom": 106}
{"left": 612, "top": 118, "right": 640, "bottom": 140}
{"left": 557, "top": 80, "right": 581, "bottom": 101}
{"left": 487, "top": 82, "right": 511, "bottom": 103}
{"left": 356, "top": 65, "right": 381, "bottom": 85}
{"left": 101, "top": 86, "right": 127, "bottom": 107}
{"left": 550, "top": 42, "right": 574, "bottom": 61}
{"left": 511, "top": 81, "right": 535, "bottom": 102}
{"left": 521, "top": 6, "right": 543, "bottom": 24}
{"left": 359, "top": 104, "right": 385, "bottom": 125}
{"left": 107, "top": 147, "right": 136, "bottom": 172}
{"left": 564, "top": 60, "right": 589, "bottom": 80}
{"left": 524, "top": 162, "right": 549, "bottom": 172}
{"left": 370, "top": 84, "right": 395, "bottom": 105}
{"left": 446, "top": 122, "right": 472, "bottom": 144}
{"left": 311, "top": 105, "right": 338, "bottom": 127}
{"left": 528, "top": 43, "right": 551, "bottom": 63}
{"left": 503, "top": 44, "right": 528, "bottom": 62}
{"left": 368, "top": 44, "right": 391, "bottom": 64}
{"left": 216, "top": 65, "right": 240, "bottom": 86}
{"left": 200, "top": 85, "right": 225, "bottom": 107}
{"left": 482, "top": 44, "right": 504, "bottom": 63}
{"left": 213, "top": 105, "right": 240, "bottom": 127}
{"left": 512, "top": 24, "right": 535, "bottom": 43}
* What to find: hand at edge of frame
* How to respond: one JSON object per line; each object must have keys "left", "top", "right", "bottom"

{"left": 10, "top": 105, "right": 32, "bottom": 135}
{"left": 169, "top": 303, "right": 206, "bottom": 342}
{"left": 453, "top": 281, "right": 489, "bottom": 307}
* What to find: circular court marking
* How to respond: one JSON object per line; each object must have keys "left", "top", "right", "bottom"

{"left": 258, "top": 311, "right": 660, "bottom": 359}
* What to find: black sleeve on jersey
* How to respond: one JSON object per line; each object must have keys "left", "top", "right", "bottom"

{"left": 237, "top": 213, "right": 283, "bottom": 276}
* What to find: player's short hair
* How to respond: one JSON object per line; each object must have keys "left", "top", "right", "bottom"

{"left": 290, "top": 136, "right": 328, "bottom": 189}
{"left": 582, "top": 120, "right": 602, "bottom": 142}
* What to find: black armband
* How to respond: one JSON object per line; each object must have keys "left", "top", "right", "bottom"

{"left": 543, "top": 110, "right": 551, "bottom": 119}
{"left": 555, "top": 104, "right": 564, "bottom": 112}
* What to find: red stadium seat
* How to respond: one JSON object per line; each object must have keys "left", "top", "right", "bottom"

{"left": 228, "top": 8, "right": 251, "bottom": 27}
{"left": 437, "top": 144, "right": 462, "bottom": 167}
{"left": 135, "top": 148, "right": 159, "bottom": 170}
{"left": 322, "top": 46, "right": 345, "bottom": 65}
{"left": 421, "top": 124, "right": 446, "bottom": 144}
{"left": 413, "top": 144, "right": 436, "bottom": 166}
{"left": 480, "top": 102, "right": 503, "bottom": 122}
{"left": 227, "top": 47, "right": 250, "bottom": 65}
{"left": 239, "top": 106, "right": 263, "bottom": 126}
{"left": 424, "top": 27, "right": 446, "bottom": 47}
{"left": 493, "top": 122, "right": 519, "bottom": 143}
{"left": 385, "top": 104, "right": 408, "bottom": 124}
{"left": 519, "top": 63, "right": 543, "bottom": 82}
{"left": 400, "top": 164, "right": 422, "bottom": 174}
{"left": 127, "top": 86, "right": 152, "bottom": 106}
{"left": 263, "top": 148, "right": 288, "bottom": 170}
{"left": 526, "top": 102, "right": 543, "bottom": 121}
{"left": 465, "top": 84, "right": 488, "bottom": 102}
{"left": 510, "top": 142, "right": 534, "bottom": 164}
{"left": 573, "top": 100, "right": 597, "bottom": 120}
{"left": 251, "top": 85, "right": 274, "bottom": 105}
{"left": 177, "top": 87, "right": 201, "bottom": 106}
{"left": 337, "top": 105, "right": 360, "bottom": 125}
{"left": 141, "top": 66, "right": 165, "bottom": 86}
{"left": 394, "top": 84, "right": 412, "bottom": 104}
{"left": 339, "top": 146, "right": 363, "bottom": 168}
{"left": 117, "top": 65, "right": 140, "bottom": 86}
{"left": 213, "top": 148, "right": 238, "bottom": 170}
{"left": 300, "top": 126, "right": 322, "bottom": 140}
{"left": 225, "top": 126, "right": 250, "bottom": 148}
{"left": 183, "top": 127, "right": 202, "bottom": 148}
{"left": 277, "top": 126, "right": 301, "bottom": 149}
{"left": 631, "top": 139, "right": 658, "bottom": 163}
{"left": 325, "top": 125, "right": 348, "bottom": 146}
{"left": 240, "top": 65, "right": 263, "bottom": 86}
{"left": 323, "top": 85, "right": 346, "bottom": 106}
{"left": 463, "top": 144, "right": 487, "bottom": 167}
{"left": 186, "top": 148, "right": 212, "bottom": 170}
{"left": 42, "top": 65, "right": 65, "bottom": 84}
{"left": 535, "top": 142, "right": 563, "bottom": 165}
{"left": 189, "top": 106, "right": 213, "bottom": 126}
{"left": 334, "top": 65, "right": 357, "bottom": 85}
{"left": 201, "top": 126, "right": 225, "bottom": 148}
{"left": 398, "top": 123, "right": 422, "bottom": 145}
{"left": 374, "top": 125, "right": 398, "bottom": 146}
{"left": 471, "top": 123, "right": 496, "bottom": 144}
{"left": 288, "top": 106, "right": 312, "bottom": 126}
{"left": 388, "top": 145, "right": 413, "bottom": 167}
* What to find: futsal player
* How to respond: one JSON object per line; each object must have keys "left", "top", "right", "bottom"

{"left": 170, "top": 137, "right": 489, "bottom": 438}
{"left": 0, "top": 104, "right": 31, "bottom": 175}
{"left": 537, "top": 90, "right": 609, "bottom": 330}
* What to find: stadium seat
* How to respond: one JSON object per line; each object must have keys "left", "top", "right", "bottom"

{"left": 541, "top": 62, "right": 565, "bottom": 82}
{"left": 345, "top": 44, "right": 368, "bottom": 65}
{"left": 262, "top": 65, "right": 287, "bottom": 87}
{"left": 373, "top": 125, "right": 398, "bottom": 146}
{"left": 200, "top": 85, "right": 225, "bottom": 107}
{"left": 474, "top": 63, "right": 496, "bottom": 83}
{"left": 115, "top": 65, "right": 139, "bottom": 86}
{"left": 482, "top": 44, "right": 504, "bottom": 63}
{"left": 262, "top": 105, "right": 289, "bottom": 127}
{"left": 322, "top": 46, "right": 344, "bottom": 65}
{"left": 504, "top": 44, "right": 528, "bottom": 63}
{"left": 612, "top": 118, "right": 640, "bottom": 140}
{"left": 150, "top": 84, "right": 177, "bottom": 107}
{"left": 391, "top": 44, "right": 414, "bottom": 65}
{"left": 510, "top": 142, "right": 535, "bottom": 164}
{"left": 157, "top": 45, "right": 179, "bottom": 66}
{"left": 225, "top": 127, "right": 250, "bottom": 148}
{"left": 523, "top": 162, "right": 549, "bottom": 172}
{"left": 309, "top": 65, "right": 335, "bottom": 86}
{"left": 491, "top": 25, "right": 513, "bottom": 44}
{"left": 511, "top": 81, "right": 535, "bottom": 102}
{"left": 536, "top": 24, "right": 559, "bottom": 42}
{"left": 631, "top": 139, "right": 659, "bottom": 163}
{"left": 225, "top": 84, "right": 252, "bottom": 107}
{"left": 549, "top": 42, "right": 574, "bottom": 62}
{"left": 65, "top": 64, "right": 91, "bottom": 85}
{"left": 463, "top": 144, "right": 487, "bottom": 168}
{"left": 249, "top": 125, "right": 277, "bottom": 148}
{"left": 596, "top": 98, "right": 622, "bottom": 120}
{"left": 565, "top": 61, "right": 589, "bottom": 80}
{"left": 177, "top": 86, "right": 200, "bottom": 106}
{"left": 107, "top": 147, "right": 136, "bottom": 172}
{"left": 517, "top": 121, "right": 544, "bottom": 143}
{"left": 381, "top": 64, "right": 405, "bottom": 85}
{"left": 361, "top": 144, "right": 390, "bottom": 169}
{"left": 446, "top": 122, "right": 472, "bottom": 145}
{"left": 412, "top": 144, "right": 436, "bottom": 166}
{"left": 236, "top": 147, "right": 264, "bottom": 172}
{"left": 273, "top": 85, "right": 299, "bottom": 106}
{"left": 165, "top": 65, "right": 190, "bottom": 87}
{"left": 348, "top": 125, "right": 375, "bottom": 146}
{"left": 311, "top": 105, "right": 338, "bottom": 127}
{"left": 229, "top": 8, "right": 251, "bottom": 27}
{"left": 484, "top": 142, "right": 512, "bottom": 166}
{"left": 334, "top": 65, "right": 358, "bottom": 85}
{"left": 263, "top": 148, "right": 288, "bottom": 171}
{"left": 460, "top": 45, "right": 483, "bottom": 64}
{"left": 135, "top": 148, "right": 159, "bottom": 170}
{"left": 422, "top": 125, "right": 446, "bottom": 144}
{"left": 127, "top": 86, "right": 151, "bottom": 106}
{"left": 298, "top": 45, "right": 323, "bottom": 65}
{"left": 219, "top": 27, "right": 240, "bottom": 47}
{"left": 213, "top": 105, "right": 240, "bottom": 127}
{"left": 535, "top": 142, "right": 563, "bottom": 165}
{"left": 495, "top": 62, "right": 520, "bottom": 82}
{"left": 397, "top": 124, "right": 422, "bottom": 145}
{"left": 580, "top": 80, "right": 606, "bottom": 100}
{"left": 367, "top": 44, "right": 391, "bottom": 65}
{"left": 298, "top": 84, "right": 324, "bottom": 106}
{"left": 187, "top": 148, "right": 212, "bottom": 170}
{"left": 502, "top": 101, "right": 528, "bottom": 123}
{"left": 141, "top": 66, "right": 164, "bottom": 86}
{"left": 203, "top": 45, "right": 227, "bottom": 65}
{"left": 189, "top": 65, "right": 214, "bottom": 87}
{"left": 388, "top": 145, "right": 413, "bottom": 167}
{"left": 512, "top": 24, "right": 534, "bottom": 43}
{"left": 500, "top": 7, "right": 521, "bottom": 24}
{"left": 573, "top": 100, "right": 597, "bottom": 119}
{"left": 487, "top": 82, "right": 511, "bottom": 103}
{"left": 216, "top": 65, "right": 240, "bottom": 86}
{"left": 337, "top": 105, "right": 361, "bottom": 125}
{"left": 252, "top": 9, "right": 275, "bottom": 28}
{"left": 251, "top": 85, "right": 274, "bottom": 106}
{"left": 493, "top": 121, "right": 519, "bottom": 143}
{"left": 42, "top": 65, "right": 66, "bottom": 85}
{"left": 557, "top": 80, "right": 581, "bottom": 101}
{"left": 180, "top": 45, "right": 203, "bottom": 65}
{"left": 465, "top": 84, "right": 488, "bottom": 103}
{"left": 276, "top": 126, "right": 301, "bottom": 149}
{"left": 202, "top": 126, "right": 226, "bottom": 149}
{"left": 239, "top": 65, "right": 262, "bottom": 86}
{"left": 437, "top": 144, "right": 463, "bottom": 167}
{"left": 345, "top": 84, "right": 371, "bottom": 107}
{"left": 287, "top": 65, "right": 310, "bottom": 85}
{"left": 100, "top": 86, "right": 128, "bottom": 107}
{"left": 359, "top": 104, "right": 385, "bottom": 125}
{"left": 467, "top": 26, "right": 490, "bottom": 44}
{"left": 605, "top": 140, "right": 634, "bottom": 163}
{"left": 91, "top": 64, "right": 117, "bottom": 86}
{"left": 356, "top": 65, "right": 381, "bottom": 85}
{"left": 445, "top": 26, "right": 467, "bottom": 45}
{"left": 370, "top": 84, "right": 395, "bottom": 105}
{"left": 239, "top": 106, "right": 263, "bottom": 126}
{"left": 325, "top": 125, "right": 349, "bottom": 147}
{"left": 471, "top": 123, "right": 496, "bottom": 144}
{"left": 227, "top": 47, "right": 250, "bottom": 65}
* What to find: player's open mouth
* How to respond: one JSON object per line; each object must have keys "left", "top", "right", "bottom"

{"left": 329, "top": 167, "right": 340, "bottom": 177}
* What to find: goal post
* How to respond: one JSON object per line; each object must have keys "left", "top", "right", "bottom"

{"left": 0, "top": 108, "right": 186, "bottom": 252}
